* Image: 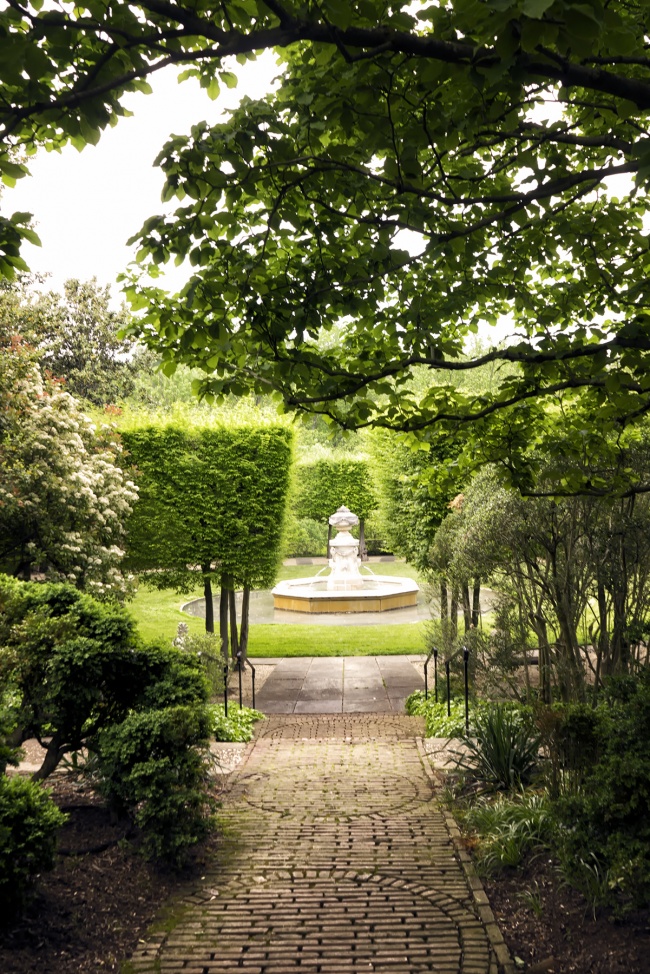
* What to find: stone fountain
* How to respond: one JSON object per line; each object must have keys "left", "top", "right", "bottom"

{"left": 272, "top": 506, "right": 419, "bottom": 614}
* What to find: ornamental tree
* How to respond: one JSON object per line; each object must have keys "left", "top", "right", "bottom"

{"left": 431, "top": 447, "right": 650, "bottom": 702}
{"left": 2, "top": 1, "right": 650, "bottom": 496}
{"left": 122, "top": 419, "right": 293, "bottom": 656}
{"left": 0, "top": 324, "right": 138, "bottom": 594}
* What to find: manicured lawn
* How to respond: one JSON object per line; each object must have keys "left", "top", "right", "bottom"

{"left": 127, "top": 560, "right": 428, "bottom": 654}
{"left": 247, "top": 623, "right": 426, "bottom": 657}
{"left": 276, "top": 561, "right": 422, "bottom": 582}
{"left": 127, "top": 583, "right": 206, "bottom": 643}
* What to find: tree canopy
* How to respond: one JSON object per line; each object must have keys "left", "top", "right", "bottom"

{"left": 3, "top": 1, "right": 650, "bottom": 494}
{"left": 4, "top": 277, "right": 141, "bottom": 406}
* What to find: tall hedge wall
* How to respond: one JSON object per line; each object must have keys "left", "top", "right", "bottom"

{"left": 293, "top": 458, "right": 377, "bottom": 523}
{"left": 122, "top": 422, "right": 293, "bottom": 592}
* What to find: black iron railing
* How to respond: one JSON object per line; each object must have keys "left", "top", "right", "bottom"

{"left": 424, "top": 644, "right": 471, "bottom": 731}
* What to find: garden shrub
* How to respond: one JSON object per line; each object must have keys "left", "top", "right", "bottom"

{"left": 178, "top": 631, "right": 227, "bottom": 699}
{"left": 0, "top": 775, "right": 67, "bottom": 919}
{"left": 207, "top": 704, "right": 264, "bottom": 742}
{"left": 282, "top": 515, "right": 328, "bottom": 558}
{"left": 133, "top": 641, "right": 209, "bottom": 710}
{"left": 552, "top": 673, "right": 650, "bottom": 909}
{"left": 0, "top": 576, "right": 210, "bottom": 779}
{"left": 96, "top": 705, "right": 215, "bottom": 865}
{"left": 455, "top": 703, "right": 541, "bottom": 790}
{"left": 0, "top": 577, "right": 149, "bottom": 777}
{"left": 535, "top": 702, "right": 605, "bottom": 797}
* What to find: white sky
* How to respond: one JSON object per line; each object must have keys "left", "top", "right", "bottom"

{"left": 8, "top": 53, "right": 280, "bottom": 300}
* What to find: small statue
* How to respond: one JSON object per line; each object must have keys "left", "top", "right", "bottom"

{"left": 173, "top": 621, "right": 189, "bottom": 648}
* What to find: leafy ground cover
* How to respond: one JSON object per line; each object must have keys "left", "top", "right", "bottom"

{"left": 208, "top": 704, "right": 264, "bottom": 742}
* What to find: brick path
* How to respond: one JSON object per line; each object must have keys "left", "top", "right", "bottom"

{"left": 127, "top": 715, "right": 513, "bottom": 974}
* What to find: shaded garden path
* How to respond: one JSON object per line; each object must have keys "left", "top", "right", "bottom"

{"left": 127, "top": 715, "right": 513, "bottom": 974}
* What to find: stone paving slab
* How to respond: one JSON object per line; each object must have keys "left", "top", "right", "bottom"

{"left": 126, "top": 715, "right": 514, "bottom": 974}
{"left": 256, "top": 657, "right": 424, "bottom": 715}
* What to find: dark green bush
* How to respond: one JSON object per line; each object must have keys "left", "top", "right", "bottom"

{"left": 0, "top": 775, "right": 67, "bottom": 918}
{"left": 455, "top": 703, "right": 541, "bottom": 790}
{"left": 282, "top": 515, "right": 328, "bottom": 557}
{"left": 0, "top": 577, "right": 146, "bottom": 777}
{"left": 96, "top": 705, "right": 215, "bottom": 865}
{"left": 0, "top": 576, "right": 208, "bottom": 778}
{"left": 133, "top": 642, "right": 209, "bottom": 710}
{"left": 553, "top": 673, "right": 650, "bottom": 909}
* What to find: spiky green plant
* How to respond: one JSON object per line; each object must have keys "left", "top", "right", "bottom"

{"left": 454, "top": 703, "right": 541, "bottom": 790}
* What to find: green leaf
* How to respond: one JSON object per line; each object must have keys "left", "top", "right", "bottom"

{"left": 522, "top": 0, "right": 555, "bottom": 18}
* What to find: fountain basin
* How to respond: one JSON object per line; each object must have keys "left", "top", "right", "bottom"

{"left": 271, "top": 574, "right": 419, "bottom": 613}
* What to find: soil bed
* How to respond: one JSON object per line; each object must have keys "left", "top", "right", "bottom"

{"left": 0, "top": 774, "right": 217, "bottom": 974}
{"left": 484, "top": 857, "right": 650, "bottom": 973}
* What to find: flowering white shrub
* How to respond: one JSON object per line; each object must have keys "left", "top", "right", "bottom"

{"left": 0, "top": 355, "right": 138, "bottom": 596}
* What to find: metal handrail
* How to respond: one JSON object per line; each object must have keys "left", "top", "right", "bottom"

{"left": 424, "top": 646, "right": 438, "bottom": 702}
{"left": 235, "top": 651, "right": 256, "bottom": 710}
{"left": 424, "top": 644, "right": 471, "bottom": 729}
{"left": 197, "top": 651, "right": 256, "bottom": 714}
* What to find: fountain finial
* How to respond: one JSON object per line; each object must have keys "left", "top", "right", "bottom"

{"left": 328, "top": 505, "right": 359, "bottom": 531}
{"left": 327, "top": 506, "right": 363, "bottom": 590}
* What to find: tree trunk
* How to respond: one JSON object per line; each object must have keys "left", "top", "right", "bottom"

{"left": 239, "top": 586, "right": 250, "bottom": 660}
{"left": 203, "top": 569, "right": 214, "bottom": 633}
{"left": 532, "top": 615, "right": 552, "bottom": 706}
{"left": 359, "top": 518, "right": 367, "bottom": 561}
{"left": 555, "top": 605, "right": 585, "bottom": 702}
{"left": 595, "top": 578, "right": 609, "bottom": 690}
{"left": 229, "top": 586, "right": 239, "bottom": 659}
{"left": 219, "top": 578, "right": 229, "bottom": 661}
{"left": 608, "top": 534, "right": 629, "bottom": 676}
{"left": 31, "top": 736, "right": 68, "bottom": 781}
{"left": 472, "top": 579, "right": 481, "bottom": 628}
{"left": 450, "top": 585, "right": 459, "bottom": 638}
{"left": 440, "top": 579, "right": 448, "bottom": 621}
{"left": 461, "top": 583, "right": 471, "bottom": 632}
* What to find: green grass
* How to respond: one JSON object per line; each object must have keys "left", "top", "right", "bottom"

{"left": 127, "top": 561, "right": 427, "bottom": 655}
{"left": 127, "top": 584, "right": 206, "bottom": 643}
{"left": 275, "top": 561, "right": 423, "bottom": 583}
{"left": 246, "top": 623, "right": 426, "bottom": 657}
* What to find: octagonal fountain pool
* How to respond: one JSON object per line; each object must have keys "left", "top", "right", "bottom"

{"left": 271, "top": 506, "right": 419, "bottom": 614}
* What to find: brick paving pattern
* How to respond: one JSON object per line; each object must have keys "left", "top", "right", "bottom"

{"left": 127, "top": 715, "right": 512, "bottom": 974}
